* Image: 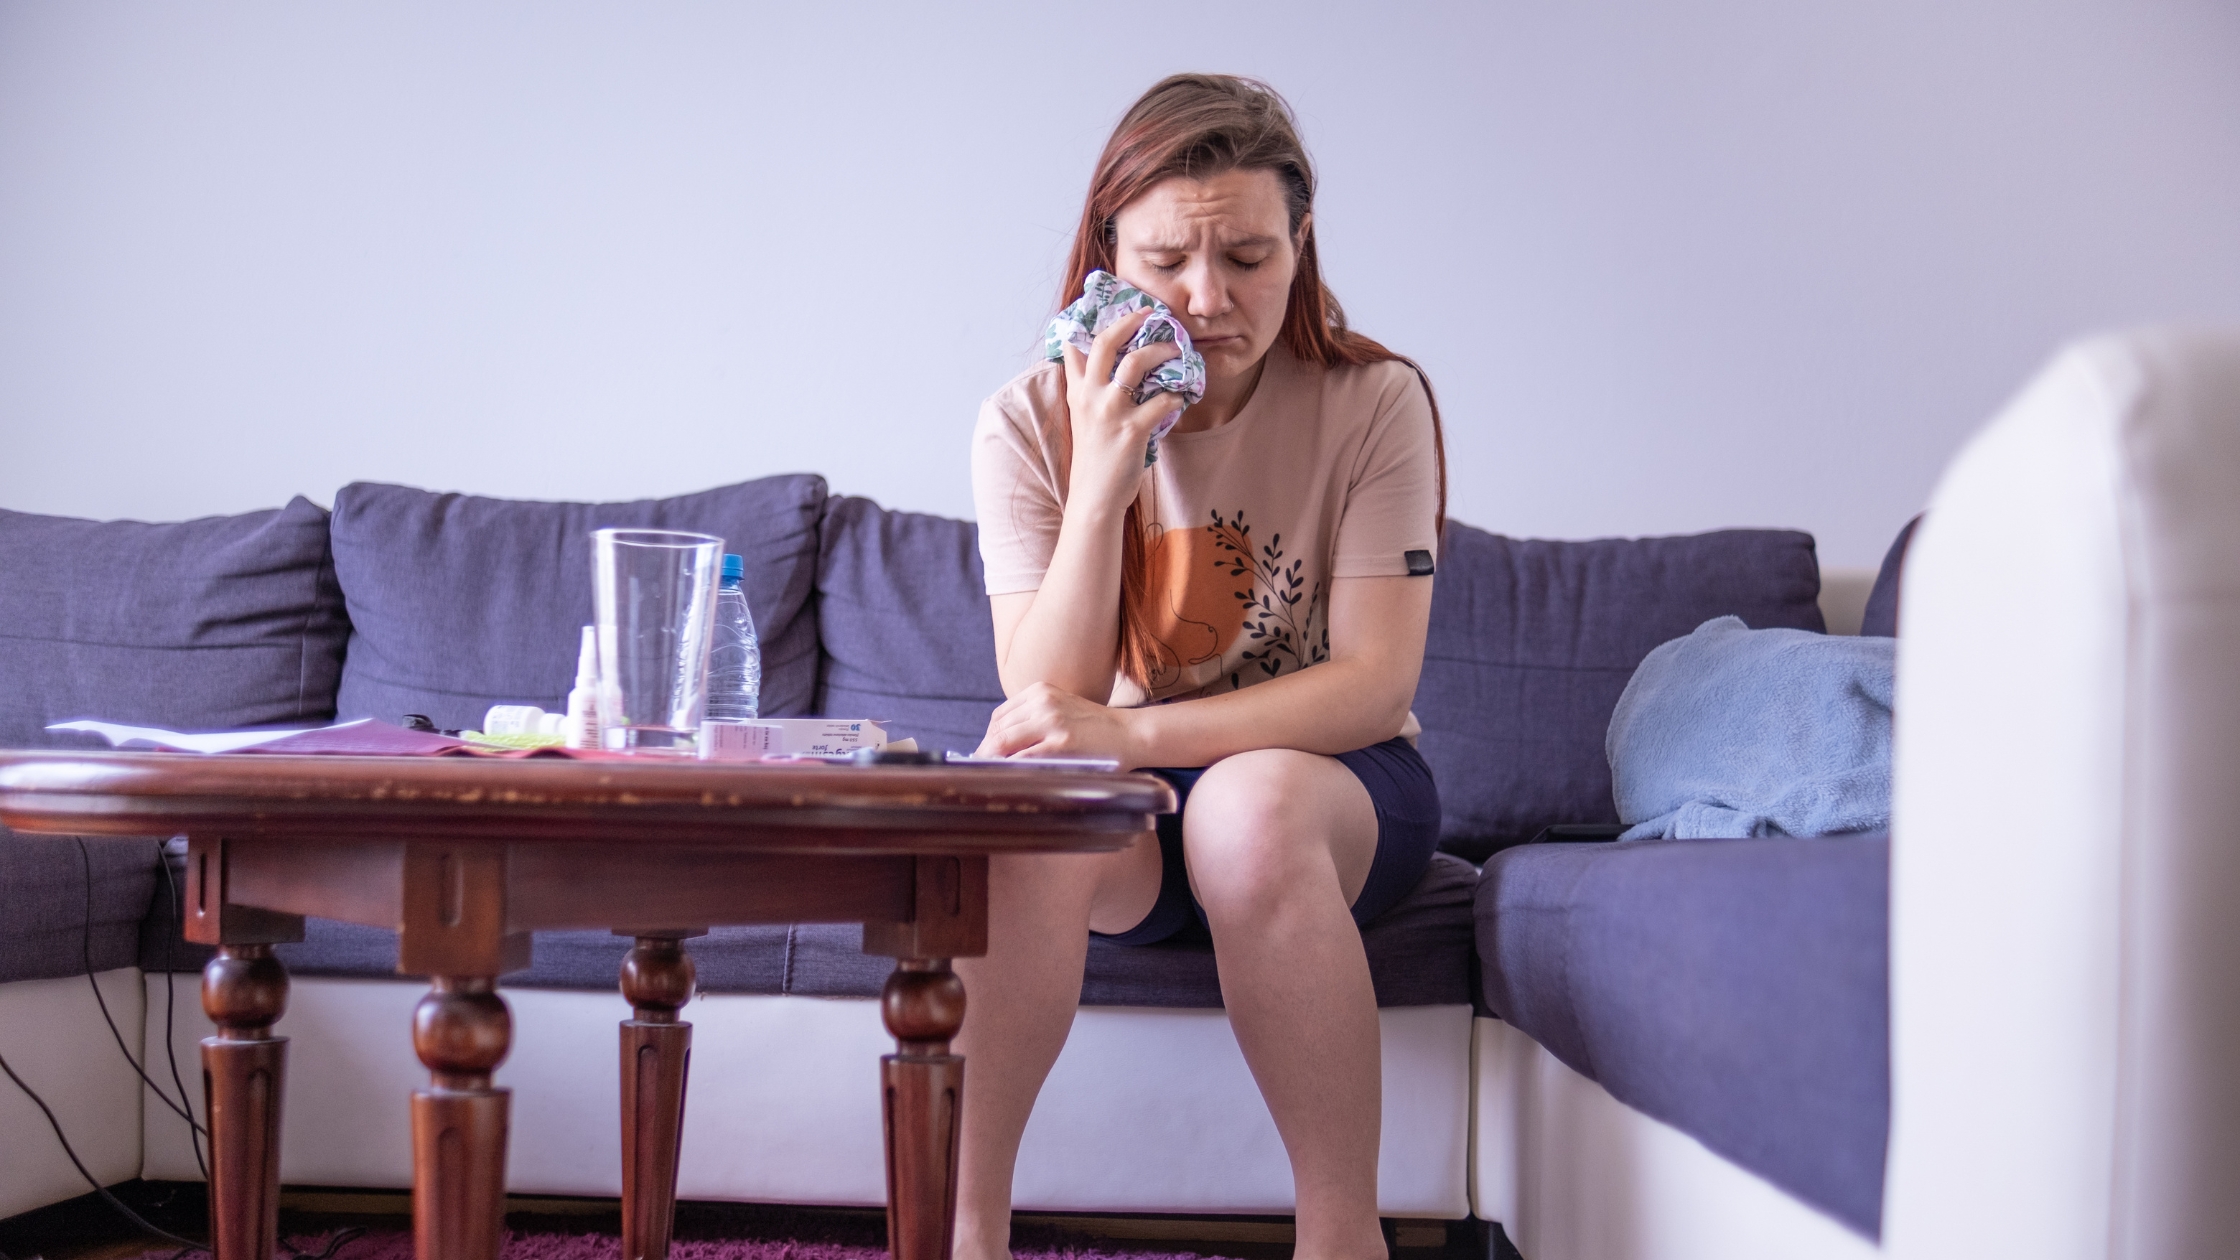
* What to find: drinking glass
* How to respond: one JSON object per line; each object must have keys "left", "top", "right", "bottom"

{"left": 591, "top": 528, "right": 724, "bottom": 754}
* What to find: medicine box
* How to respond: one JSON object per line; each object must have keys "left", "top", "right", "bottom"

{"left": 700, "top": 718, "right": 891, "bottom": 760}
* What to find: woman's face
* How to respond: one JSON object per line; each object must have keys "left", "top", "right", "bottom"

{"left": 1109, "top": 167, "right": 1305, "bottom": 387}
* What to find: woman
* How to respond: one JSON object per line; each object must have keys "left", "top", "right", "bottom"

{"left": 961, "top": 73, "right": 1446, "bottom": 1260}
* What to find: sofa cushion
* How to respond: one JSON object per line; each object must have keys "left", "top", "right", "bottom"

{"left": 140, "top": 839, "right": 801, "bottom": 991}
{"left": 0, "top": 496, "right": 348, "bottom": 749}
{"left": 151, "top": 852, "right": 1481, "bottom": 1010}
{"left": 812, "top": 496, "right": 1004, "bottom": 755}
{"left": 147, "top": 920, "right": 798, "bottom": 996}
{"left": 784, "top": 850, "right": 1479, "bottom": 1008}
{"left": 329, "top": 477, "right": 825, "bottom": 730}
{"left": 1477, "top": 833, "right": 1888, "bottom": 1239}
{"left": 1, "top": 497, "right": 343, "bottom": 983}
{"left": 2, "top": 836, "right": 161, "bottom": 985}
{"left": 1859, "top": 514, "right": 1922, "bottom": 638}
{"left": 1415, "top": 524, "right": 1825, "bottom": 861}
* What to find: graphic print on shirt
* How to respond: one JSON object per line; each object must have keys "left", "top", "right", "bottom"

{"left": 1141, "top": 508, "right": 1330, "bottom": 696}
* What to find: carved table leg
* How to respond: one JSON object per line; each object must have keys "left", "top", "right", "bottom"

{"left": 619, "top": 933, "right": 698, "bottom": 1260}
{"left": 202, "top": 944, "right": 289, "bottom": 1260}
{"left": 881, "top": 958, "right": 966, "bottom": 1260}
{"left": 411, "top": 977, "right": 513, "bottom": 1260}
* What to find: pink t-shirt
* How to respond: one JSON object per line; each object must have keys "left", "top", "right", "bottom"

{"left": 972, "top": 346, "right": 1441, "bottom": 707}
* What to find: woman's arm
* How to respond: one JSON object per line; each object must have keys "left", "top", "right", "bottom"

{"left": 978, "top": 573, "right": 1433, "bottom": 769}
{"left": 990, "top": 311, "right": 1181, "bottom": 703}
{"left": 987, "top": 520, "right": 1122, "bottom": 703}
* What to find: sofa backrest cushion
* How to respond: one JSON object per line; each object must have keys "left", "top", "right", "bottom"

{"left": 1859, "top": 513, "right": 1922, "bottom": 638}
{"left": 1417, "top": 523, "right": 1825, "bottom": 861}
{"left": 0, "top": 496, "right": 347, "bottom": 749}
{"left": 813, "top": 496, "right": 1004, "bottom": 755}
{"left": 331, "top": 477, "right": 826, "bottom": 730}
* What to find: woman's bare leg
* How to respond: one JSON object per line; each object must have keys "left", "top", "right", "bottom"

{"left": 1183, "top": 749, "right": 1386, "bottom": 1260}
{"left": 951, "top": 834, "right": 1162, "bottom": 1260}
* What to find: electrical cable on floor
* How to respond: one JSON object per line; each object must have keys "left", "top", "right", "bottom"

{"left": 157, "top": 839, "right": 210, "bottom": 1181}
{"left": 290, "top": 1232, "right": 366, "bottom": 1260}
{"left": 0, "top": 1045, "right": 208, "bottom": 1252}
{"left": 75, "top": 838, "right": 208, "bottom": 1138}
{"left": 0, "top": 838, "right": 368, "bottom": 1260}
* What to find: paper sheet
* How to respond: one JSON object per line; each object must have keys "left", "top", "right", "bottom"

{"left": 46, "top": 719, "right": 356, "bottom": 753}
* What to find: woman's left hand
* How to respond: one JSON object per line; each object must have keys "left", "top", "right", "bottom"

{"left": 976, "top": 682, "right": 1145, "bottom": 766}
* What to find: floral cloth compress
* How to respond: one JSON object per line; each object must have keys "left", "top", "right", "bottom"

{"left": 1044, "top": 270, "right": 1207, "bottom": 462}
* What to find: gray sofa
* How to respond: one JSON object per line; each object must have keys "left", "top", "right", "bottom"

{"left": 0, "top": 474, "right": 1888, "bottom": 1252}
{"left": 1472, "top": 520, "right": 1914, "bottom": 1242}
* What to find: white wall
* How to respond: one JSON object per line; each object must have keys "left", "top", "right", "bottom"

{"left": 2, "top": 1, "right": 2236, "bottom": 565}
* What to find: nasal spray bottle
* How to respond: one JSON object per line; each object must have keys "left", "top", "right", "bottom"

{"left": 564, "top": 625, "right": 603, "bottom": 751}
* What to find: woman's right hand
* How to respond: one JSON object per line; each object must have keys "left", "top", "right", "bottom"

{"left": 1061, "top": 308, "right": 1185, "bottom": 517}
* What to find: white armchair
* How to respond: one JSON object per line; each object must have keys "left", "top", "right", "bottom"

{"left": 1887, "top": 328, "right": 2240, "bottom": 1259}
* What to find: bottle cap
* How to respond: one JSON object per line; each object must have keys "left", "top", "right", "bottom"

{"left": 722, "top": 554, "right": 744, "bottom": 582}
{"left": 575, "top": 625, "right": 599, "bottom": 688}
{"left": 483, "top": 704, "right": 549, "bottom": 736}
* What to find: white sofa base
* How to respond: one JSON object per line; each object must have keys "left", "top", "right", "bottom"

{"left": 1470, "top": 1017, "right": 1880, "bottom": 1259}
{"left": 1, "top": 969, "right": 147, "bottom": 1220}
{"left": 141, "top": 974, "right": 1472, "bottom": 1218}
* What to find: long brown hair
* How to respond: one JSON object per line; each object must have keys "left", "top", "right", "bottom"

{"left": 1061, "top": 73, "right": 1449, "bottom": 690}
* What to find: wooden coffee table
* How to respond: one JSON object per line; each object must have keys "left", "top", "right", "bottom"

{"left": 0, "top": 752, "right": 1171, "bottom": 1260}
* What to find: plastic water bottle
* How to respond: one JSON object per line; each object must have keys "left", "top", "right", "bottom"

{"left": 705, "top": 553, "right": 761, "bottom": 722}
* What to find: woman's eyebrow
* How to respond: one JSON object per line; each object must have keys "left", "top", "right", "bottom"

{"left": 1133, "top": 232, "right": 1281, "bottom": 252}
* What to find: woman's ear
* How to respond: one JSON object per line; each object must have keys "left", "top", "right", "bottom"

{"left": 1293, "top": 210, "right": 1314, "bottom": 254}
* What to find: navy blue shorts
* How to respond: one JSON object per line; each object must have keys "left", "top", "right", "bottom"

{"left": 1092, "top": 737, "right": 1443, "bottom": 946}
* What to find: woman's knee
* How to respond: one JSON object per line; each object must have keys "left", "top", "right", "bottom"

{"left": 1180, "top": 750, "right": 1367, "bottom": 918}
{"left": 1185, "top": 750, "right": 1324, "bottom": 842}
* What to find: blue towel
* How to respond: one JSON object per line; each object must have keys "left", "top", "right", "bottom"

{"left": 1608, "top": 616, "right": 1894, "bottom": 841}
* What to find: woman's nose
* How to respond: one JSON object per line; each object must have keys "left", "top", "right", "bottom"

{"left": 1181, "top": 260, "right": 1230, "bottom": 320}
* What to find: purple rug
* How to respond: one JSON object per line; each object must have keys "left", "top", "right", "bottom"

{"left": 156, "top": 1230, "right": 1204, "bottom": 1260}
